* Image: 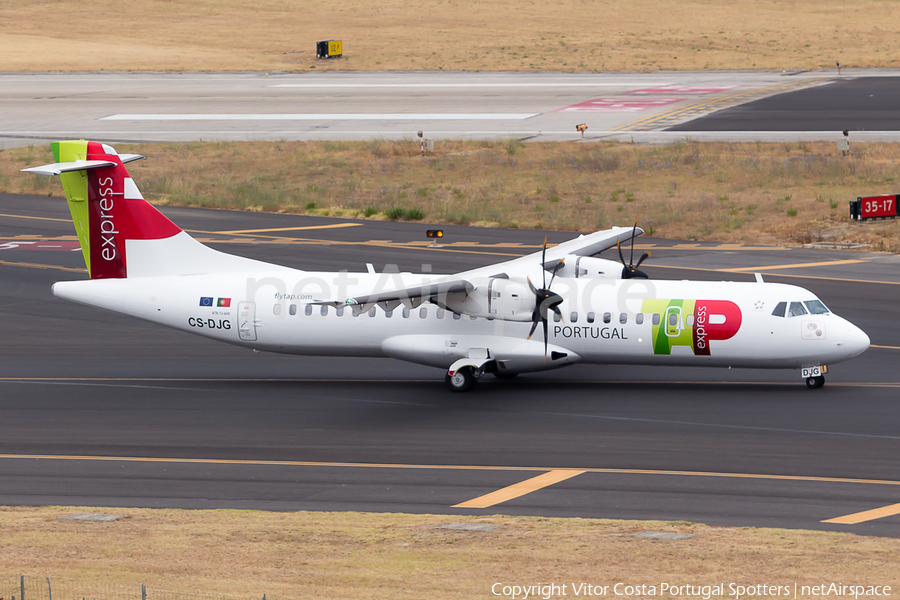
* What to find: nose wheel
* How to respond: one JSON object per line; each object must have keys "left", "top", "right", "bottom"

{"left": 806, "top": 375, "right": 825, "bottom": 389}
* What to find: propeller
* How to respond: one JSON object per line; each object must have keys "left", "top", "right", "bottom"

{"left": 526, "top": 236, "right": 565, "bottom": 360}
{"left": 618, "top": 222, "right": 651, "bottom": 279}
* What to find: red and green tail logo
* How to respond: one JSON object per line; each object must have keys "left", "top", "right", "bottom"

{"left": 53, "top": 141, "right": 180, "bottom": 279}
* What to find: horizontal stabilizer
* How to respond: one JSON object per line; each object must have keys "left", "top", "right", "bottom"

{"left": 21, "top": 160, "right": 118, "bottom": 176}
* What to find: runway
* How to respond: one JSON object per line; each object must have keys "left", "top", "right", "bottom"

{"left": 2, "top": 193, "right": 899, "bottom": 536}
{"left": 3, "top": 70, "right": 900, "bottom": 148}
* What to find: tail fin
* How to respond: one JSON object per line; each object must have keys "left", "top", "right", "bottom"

{"left": 22, "top": 140, "right": 181, "bottom": 279}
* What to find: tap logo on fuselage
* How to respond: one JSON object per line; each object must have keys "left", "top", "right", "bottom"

{"left": 641, "top": 299, "right": 742, "bottom": 355}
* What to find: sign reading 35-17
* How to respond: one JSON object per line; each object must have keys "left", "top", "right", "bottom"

{"left": 850, "top": 194, "right": 899, "bottom": 220}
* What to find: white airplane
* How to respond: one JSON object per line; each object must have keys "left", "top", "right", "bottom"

{"left": 23, "top": 141, "right": 870, "bottom": 392}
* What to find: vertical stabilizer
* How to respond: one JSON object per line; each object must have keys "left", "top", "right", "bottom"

{"left": 28, "top": 141, "right": 182, "bottom": 279}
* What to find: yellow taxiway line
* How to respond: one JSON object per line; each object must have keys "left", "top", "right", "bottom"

{"left": 724, "top": 259, "right": 868, "bottom": 272}
{"left": 214, "top": 223, "right": 363, "bottom": 234}
{"left": 822, "top": 503, "right": 900, "bottom": 525}
{"left": 0, "top": 212, "right": 71, "bottom": 223}
{"left": 0, "top": 259, "right": 84, "bottom": 272}
{"left": 453, "top": 470, "right": 585, "bottom": 508}
{"left": 0, "top": 453, "right": 899, "bottom": 488}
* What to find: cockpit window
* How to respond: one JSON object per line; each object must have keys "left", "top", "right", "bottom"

{"left": 804, "top": 300, "right": 830, "bottom": 315}
{"left": 772, "top": 301, "right": 787, "bottom": 317}
{"left": 788, "top": 301, "right": 808, "bottom": 317}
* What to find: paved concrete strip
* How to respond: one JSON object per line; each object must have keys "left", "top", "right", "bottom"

{"left": 822, "top": 503, "right": 900, "bottom": 524}
{"left": 453, "top": 470, "right": 586, "bottom": 508}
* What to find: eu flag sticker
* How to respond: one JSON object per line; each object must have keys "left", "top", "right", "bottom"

{"left": 199, "top": 297, "right": 214, "bottom": 307}
{"left": 217, "top": 298, "right": 231, "bottom": 308}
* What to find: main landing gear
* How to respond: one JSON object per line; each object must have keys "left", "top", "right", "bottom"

{"left": 445, "top": 366, "right": 481, "bottom": 392}
{"left": 806, "top": 375, "right": 825, "bottom": 389}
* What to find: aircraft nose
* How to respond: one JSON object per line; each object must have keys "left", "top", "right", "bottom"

{"left": 840, "top": 320, "right": 870, "bottom": 357}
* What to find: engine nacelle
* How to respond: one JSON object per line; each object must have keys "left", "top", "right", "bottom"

{"left": 441, "top": 278, "right": 534, "bottom": 321}
{"left": 553, "top": 255, "right": 622, "bottom": 279}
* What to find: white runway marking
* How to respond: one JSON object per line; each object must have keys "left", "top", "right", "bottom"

{"left": 270, "top": 82, "right": 673, "bottom": 88}
{"left": 99, "top": 113, "right": 541, "bottom": 121}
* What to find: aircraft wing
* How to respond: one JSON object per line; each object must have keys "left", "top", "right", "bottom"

{"left": 460, "top": 226, "right": 643, "bottom": 279}
{"left": 312, "top": 278, "right": 474, "bottom": 312}
{"left": 312, "top": 227, "right": 641, "bottom": 314}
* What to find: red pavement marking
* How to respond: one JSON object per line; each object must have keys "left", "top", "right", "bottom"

{"left": 625, "top": 85, "right": 743, "bottom": 95}
{"left": 0, "top": 241, "right": 82, "bottom": 251}
{"left": 557, "top": 98, "right": 682, "bottom": 113}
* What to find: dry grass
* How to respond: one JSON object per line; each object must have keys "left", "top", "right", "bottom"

{"left": 0, "top": 0, "right": 898, "bottom": 72}
{"left": 1, "top": 506, "right": 898, "bottom": 599}
{"left": 4, "top": 140, "right": 898, "bottom": 251}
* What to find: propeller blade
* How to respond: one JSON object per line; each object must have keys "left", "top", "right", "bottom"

{"left": 617, "top": 239, "right": 626, "bottom": 267}
{"left": 542, "top": 318, "right": 549, "bottom": 362}
{"left": 526, "top": 317, "right": 539, "bottom": 340}
{"left": 634, "top": 251, "right": 651, "bottom": 270}
{"left": 541, "top": 235, "right": 548, "bottom": 289}
{"left": 527, "top": 276, "right": 538, "bottom": 295}
{"left": 630, "top": 268, "right": 649, "bottom": 279}
{"left": 552, "top": 306, "right": 565, "bottom": 323}
{"left": 629, "top": 221, "right": 637, "bottom": 266}
{"left": 548, "top": 258, "right": 564, "bottom": 289}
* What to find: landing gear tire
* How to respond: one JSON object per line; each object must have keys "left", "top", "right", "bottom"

{"left": 446, "top": 366, "right": 478, "bottom": 392}
{"left": 806, "top": 375, "right": 825, "bottom": 389}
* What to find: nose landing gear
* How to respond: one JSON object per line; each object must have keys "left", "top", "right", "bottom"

{"left": 806, "top": 375, "right": 825, "bottom": 389}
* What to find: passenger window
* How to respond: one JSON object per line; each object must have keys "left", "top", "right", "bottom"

{"left": 570, "top": 312, "right": 578, "bottom": 323}
{"left": 788, "top": 302, "right": 808, "bottom": 317}
{"left": 635, "top": 313, "right": 644, "bottom": 325}
{"left": 288, "top": 304, "right": 297, "bottom": 316}
{"left": 336, "top": 307, "right": 344, "bottom": 317}
{"left": 368, "top": 307, "right": 376, "bottom": 317}
{"left": 620, "top": 313, "right": 627, "bottom": 324}
{"left": 554, "top": 312, "right": 561, "bottom": 322}
{"left": 804, "top": 300, "right": 830, "bottom": 315}
{"left": 274, "top": 303, "right": 282, "bottom": 316}
{"left": 419, "top": 307, "right": 427, "bottom": 319}
{"left": 603, "top": 312, "right": 611, "bottom": 324}
{"left": 772, "top": 301, "right": 787, "bottom": 317}
{"left": 652, "top": 314, "right": 660, "bottom": 325}
{"left": 304, "top": 304, "right": 313, "bottom": 316}
{"left": 587, "top": 312, "right": 595, "bottom": 324}
{"left": 320, "top": 305, "right": 328, "bottom": 316}
{"left": 402, "top": 307, "right": 410, "bottom": 318}
{"left": 685, "top": 314, "right": 694, "bottom": 327}
{"left": 470, "top": 315, "right": 477, "bottom": 320}
{"left": 385, "top": 310, "right": 393, "bottom": 318}
{"left": 453, "top": 312, "right": 461, "bottom": 320}
{"left": 437, "top": 309, "right": 445, "bottom": 319}
{"left": 668, "top": 313, "right": 678, "bottom": 327}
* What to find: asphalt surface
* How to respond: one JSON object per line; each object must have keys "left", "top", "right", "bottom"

{"left": 671, "top": 76, "right": 900, "bottom": 132}
{"left": 2, "top": 193, "right": 899, "bottom": 536}
{"left": 4, "top": 71, "right": 900, "bottom": 147}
